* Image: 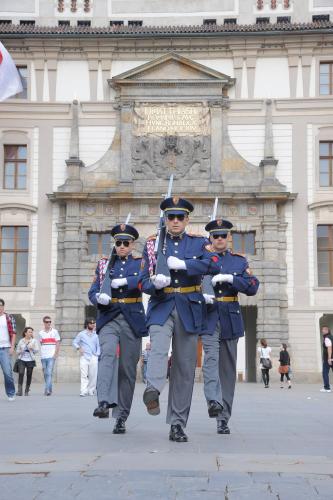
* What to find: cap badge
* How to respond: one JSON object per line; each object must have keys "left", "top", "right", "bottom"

{"left": 120, "top": 224, "right": 126, "bottom": 232}
{"left": 217, "top": 219, "right": 222, "bottom": 226}
{"left": 173, "top": 197, "right": 179, "bottom": 205}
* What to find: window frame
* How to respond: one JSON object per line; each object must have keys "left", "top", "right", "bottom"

{"left": 319, "top": 61, "right": 333, "bottom": 96}
{"left": 317, "top": 224, "right": 333, "bottom": 287}
{"left": 0, "top": 225, "right": 29, "bottom": 287}
{"left": 231, "top": 231, "right": 256, "bottom": 255}
{"left": 87, "top": 231, "right": 112, "bottom": 256}
{"left": 3, "top": 144, "right": 28, "bottom": 190}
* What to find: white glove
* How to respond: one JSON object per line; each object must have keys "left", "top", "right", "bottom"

{"left": 203, "top": 294, "right": 215, "bottom": 305}
{"left": 211, "top": 274, "right": 234, "bottom": 286}
{"left": 167, "top": 256, "right": 187, "bottom": 270}
{"left": 111, "top": 278, "right": 127, "bottom": 289}
{"left": 152, "top": 274, "right": 171, "bottom": 290}
{"left": 96, "top": 292, "right": 111, "bottom": 305}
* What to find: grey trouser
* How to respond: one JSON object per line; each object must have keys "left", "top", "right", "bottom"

{"left": 97, "top": 314, "right": 141, "bottom": 421}
{"left": 201, "top": 324, "right": 238, "bottom": 423}
{"left": 147, "top": 307, "right": 198, "bottom": 427}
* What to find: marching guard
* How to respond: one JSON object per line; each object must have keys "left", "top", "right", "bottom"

{"left": 139, "top": 197, "right": 220, "bottom": 442}
{"left": 88, "top": 223, "right": 147, "bottom": 434}
{"left": 201, "top": 219, "right": 259, "bottom": 434}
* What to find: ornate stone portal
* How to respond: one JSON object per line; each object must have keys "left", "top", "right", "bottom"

{"left": 49, "top": 52, "right": 296, "bottom": 380}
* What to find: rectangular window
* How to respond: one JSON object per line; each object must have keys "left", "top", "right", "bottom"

{"left": 4, "top": 145, "right": 27, "bottom": 190}
{"left": 231, "top": 232, "right": 256, "bottom": 255}
{"left": 320, "top": 62, "right": 333, "bottom": 95}
{"left": 77, "top": 20, "right": 91, "bottom": 26}
{"left": 0, "top": 20, "right": 12, "bottom": 25}
{"left": 224, "top": 18, "right": 237, "bottom": 24}
{"left": 128, "top": 20, "right": 143, "bottom": 26}
{"left": 88, "top": 232, "right": 111, "bottom": 255}
{"left": 319, "top": 141, "right": 333, "bottom": 187}
{"left": 58, "top": 20, "right": 70, "bottom": 26}
{"left": 256, "top": 17, "right": 270, "bottom": 24}
{"left": 110, "top": 20, "right": 124, "bottom": 26}
{"left": 317, "top": 225, "right": 333, "bottom": 286}
{"left": 312, "top": 15, "right": 330, "bottom": 22}
{"left": 19, "top": 20, "right": 35, "bottom": 26}
{"left": 203, "top": 19, "right": 216, "bottom": 25}
{"left": 0, "top": 226, "right": 29, "bottom": 287}
{"left": 277, "top": 16, "right": 291, "bottom": 23}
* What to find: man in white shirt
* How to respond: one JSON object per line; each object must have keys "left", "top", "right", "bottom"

{"left": 38, "top": 316, "right": 60, "bottom": 396}
{"left": 73, "top": 318, "right": 100, "bottom": 397}
{"left": 0, "top": 298, "right": 16, "bottom": 401}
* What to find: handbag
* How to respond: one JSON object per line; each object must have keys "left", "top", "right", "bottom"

{"left": 260, "top": 349, "right": 272, "bottom": 369}
{"left": 13, "top": 359, "right": 20, "bottom": 373}
{"left": 278, "top": 365, "right": 289, "bottom": 374}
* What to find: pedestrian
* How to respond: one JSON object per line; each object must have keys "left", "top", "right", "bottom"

{"left": 258, "top": 339, "right": 272, "bottom": 388}
{"left": 0, "top": 298, "right": 16, "bottom": 401}
{"left": 201, "top": 218, "right": 259, "bottom": 434}
{"left": 141, "top": 342, "right": 151, "bottom": 383}
{"left": 89, "top": 223, "right": 148, "bottom": 434}
{"left": 38, "top": 316, "right": 61, "bottom": 396}
{"left": 279, "top": 343, "right": 291, "bottom": 389}
{"left": 15, "top": 327, "right": 38, "bottom": 396}
{"left": 73, "top": 318, "right": 100, "bottom": 397}
{"left": 139, "top": 196, "right": 220, "bottom": 442}
{"left": 320, "top": 325, "right": 333, "bottom": 393}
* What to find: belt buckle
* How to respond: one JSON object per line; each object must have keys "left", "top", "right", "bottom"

{"left": 173, "top": 287, "right": 181, "bottom": 293}
{"left": 118, "top": 299, "right": 125, "bottom": 303}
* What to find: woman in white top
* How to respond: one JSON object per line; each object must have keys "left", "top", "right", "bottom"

{"left": 16, "top": 327, "right": 38, "bottom": 396}
{"left": 257, "top": 338, "right": 272, "bottom": 388}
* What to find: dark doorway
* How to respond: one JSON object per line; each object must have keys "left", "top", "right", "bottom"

{"left": 85, "top": 305, "right": 97, "bottom": 321}
{"left": 13, "top": 314, "right": 26, "bottom": 338}
{"left": 242, "top": 306, "right": 258, "bottom": 382}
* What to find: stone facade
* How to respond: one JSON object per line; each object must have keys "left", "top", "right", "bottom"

{"left": 1, "top": 2, "right": 333, "bottom": 383}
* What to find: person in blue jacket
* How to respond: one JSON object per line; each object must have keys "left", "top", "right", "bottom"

{"left": 88, "top": 223, "right": 147, "bottom": 434}
{"left": 201, "top": 218, "right": 259, "bottom": 435}
{"left": 139, "top": 196, "right": 220, "bottom": 442}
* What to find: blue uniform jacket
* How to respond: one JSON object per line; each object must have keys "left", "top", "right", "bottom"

{"left": 88, "top": 254, "right": 148, "bottom": 338}
{"left": 139, "top": 233, "right": 220, "bottom": 334}
{"left": 204, "top": 250, "right": 259, "bottom": 339}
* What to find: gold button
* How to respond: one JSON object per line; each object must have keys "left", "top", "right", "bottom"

{"left": 193, "top": 256, "right": 197, "bottom": 259}
{"left": 175, "top": 242, "right": 179, "bottom": 246}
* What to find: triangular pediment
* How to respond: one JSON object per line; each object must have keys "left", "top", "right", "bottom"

{"left": 111, "top": 52, "right": 234, "bottom": 85}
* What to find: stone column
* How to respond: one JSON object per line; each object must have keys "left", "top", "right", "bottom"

{"left": 301, "top": 53, "right": 313, "bottom": 98}
{"left": 88, "top": 58, "right": 98, "bottom": 101}
{"left": 120, "top": 101, "right": 134, "bottom": 185}
{"left": 208, "top": 100, "right": 224, "bottom": 192}
{"left": 288, "top": 54, "right": 299, "bottom": 99}
{"left": 233, "top": 57, "right": 243, "bottom": 99}
{"left": 246, "top": 57, "right": 257, "bottom": 99}
{"left": 47, "top": 58, "right": 58, "bottom": 101}
{"left": 56, "top": 201, "right": 84, "bottom": 341}
{"left": 34, "top": 59, "right": 45, "bottom": 101}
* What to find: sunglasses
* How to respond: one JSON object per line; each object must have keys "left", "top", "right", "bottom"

{"left": 88, "top": 321, "right": 96, "bottom": 324}
{"left": 167, "top": 214, "right": 185, "bottom": 221}
{"left": 212, "top": 233, "right": 228, "bottom": 240}
{"left": 44, "top": 320, "right": 51, "bottom": 324}
{"left": 115, "top": 240, "right": 131, "bottom": 247}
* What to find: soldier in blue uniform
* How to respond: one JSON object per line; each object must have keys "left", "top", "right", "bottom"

{"left": 201, "top": 218, "right": 259, "bottom": 434}
{"left": 88, "top": 223, "right": 147, "bottom": 434}
{"left": 139, "top": 197, "right": 220, "bottom": 442}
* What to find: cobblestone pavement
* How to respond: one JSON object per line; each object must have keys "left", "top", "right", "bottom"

{"left": 0, "top": 382, "right": 332, "bottom": 499}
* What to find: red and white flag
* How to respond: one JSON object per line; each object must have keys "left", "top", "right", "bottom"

{"left": 0, "top": 41, "right": 23, "bottom": 101}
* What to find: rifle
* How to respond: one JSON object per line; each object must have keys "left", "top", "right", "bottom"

{"left": 100, "top": 213, "right": 131, "bottom": 297}
{"left": 154, "top": 175, "right": 173, "bottom": 276}
{"left": 202, "top": 198, "right": 219, "bottom": 297}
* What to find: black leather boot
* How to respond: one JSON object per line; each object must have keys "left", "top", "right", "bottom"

{"left": 208, "top": 400, "right": 223, "bottom": 418}
{"left": 217, "top": 420, "right": 230, "bottom": 434}
{"left": 113, "top": 418, "right": 126, "bottom": 434}
{"left": 16, "top": 385, "right": 23, "bottom": 396}
{"left": 93, "top": 401, "right": 109, "bottom": 418}
{"left": 169, "top": 424, "right": 188, "bottom": 442}
{"left": 24, "top": 385, "right": 30, "bottom": 396}
{"left": 143, "top": 387, "right": 160, "bottom": 415}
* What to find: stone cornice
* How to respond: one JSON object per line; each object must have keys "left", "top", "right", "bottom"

{"left": 48, "top": 192, "right": 297, "bottom": 203}
{"left": 308, "top": 200, "right": 333, "bottom": 210}
{"left": 0, "top": 203, "right": 38, "bottom": 213}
